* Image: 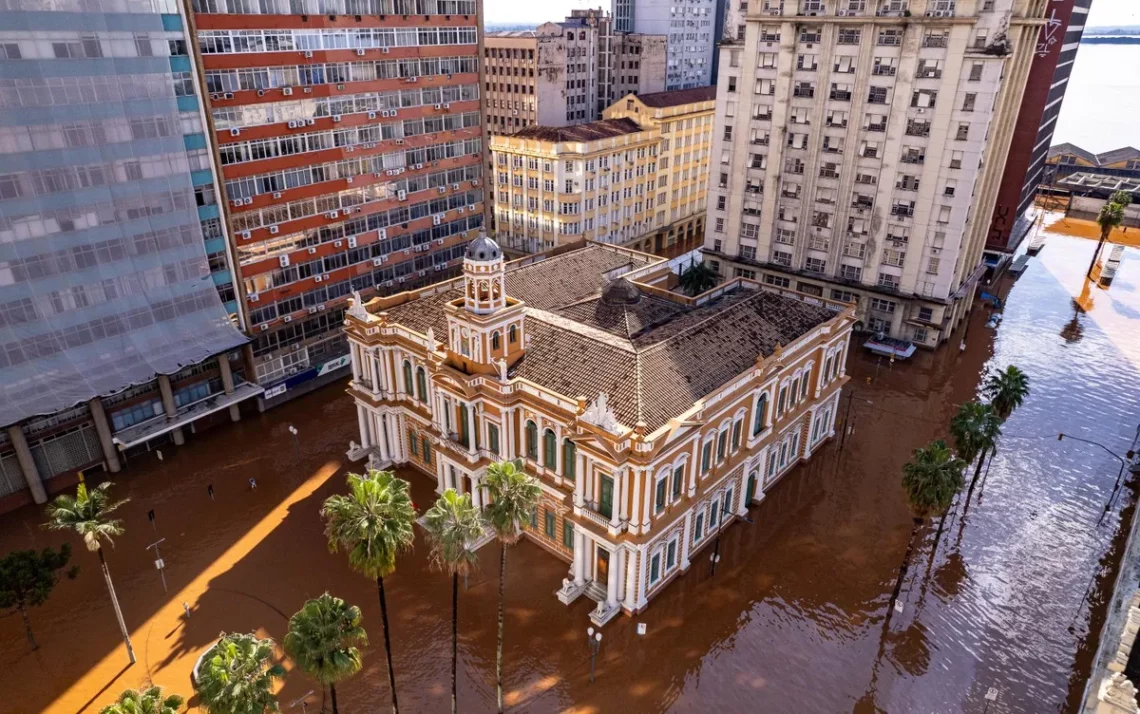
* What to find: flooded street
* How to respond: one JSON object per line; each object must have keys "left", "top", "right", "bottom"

{"left": 1, "top": 226, "right": 1138, "bottom": 713}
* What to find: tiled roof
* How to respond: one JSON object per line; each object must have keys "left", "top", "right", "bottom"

{"left": 1097, "top": 146, "right": 1140, "bottom": 165}
{"left": 508, "top": 118, "right": 644, "bottom": 143}
{"left": 1048, "top": 142, "right": 1101, "bottom": 165}
{"left": 1048, "top": 143, "right": 1140, "bottom": 167}
{"left": 635, "top": 86, "right": 717, "bottom": 108}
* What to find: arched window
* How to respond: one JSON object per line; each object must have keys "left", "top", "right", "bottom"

{"left": 563, "top": 439, "right": 576, "bottom": 480}
{"left": 415, "top": 366, "right": 427, "bottom": 402}
{"left": 509, "top": 324, "right": 518, "bottom": 343}
{"left": 526, "top": 420, "right": 538, "bottom": 460}
{"left": 800, "top": 372, "right": 810, "bottom": 399}
{"left": 753, "top": 393, "right": 768, "bottom": 435}
{"left": 403, "top": 360, "right": 413, "bottom": 395}
{"left": 491, "top": 331, "right": 501, "bottom": 351}
{"left": 543, "top": 429, "right": 557, "bottom": 469}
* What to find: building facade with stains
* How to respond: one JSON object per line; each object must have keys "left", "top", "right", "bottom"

{"left": 703, "top": 0, "right": 1051, "bottom": 348}
{"left": 489, "top": 87, "right": 714, "bottom": 256}
{"left": 342, "top": 234, "right": 853, "bottom": 623}
{"left": 189, "top": 0, "right": 486, "bottom": 406}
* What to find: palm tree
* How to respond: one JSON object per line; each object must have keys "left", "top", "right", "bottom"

{"left": 678, "top": 261, "right": 718, "bottom": 296}
{"left": 43, "top": 481, "right": 135, "bottom": 664}
{"left": 887, "top": 441, "right": 965, "bottom": 624}
{"left": 422, "top": 489, "right": 484, "bottom": 714}
{"left": 195, "top": 632, "right": 285, "bottom": 714}
{"left": 984, "top": 365, "right": 1030, "bottom": 420}
{"left": 1088, "top": 189, "right": 1132, "bottom": 278}
{"left": 949, "top": 401, "right": 1002, "bottom": 498}
{"left": 284, "top": 593, "right": 367, "bottom": 714}
{"left": 480, "top": 460, "right": 541, "bottom": 713}
{"left": 321, "top": 470, "right": 416, "bottom": 714}
{"left": 100, "top": 686, "right": 184, "bottom": 714}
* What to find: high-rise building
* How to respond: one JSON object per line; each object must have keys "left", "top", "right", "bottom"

{"left": 0, "top": 0, "right": 252, "bottom": 511}
{"left": 489, "top": 87, "right": 713, "bottom": 255}
{"left": 191, "top": 0, "right": 486, "bottom": 405}
{"left": 483, "top": 10, "right": 666, "bottom": 135}
{"left": 614, "top": 0, "right": 721, "bottom": 89}
{"left": 983, "top": 0, "right": 1092, "bottom": 254}
{"left": 343, "top": 234, "right": 853, "bottom": 623}
{"left": 704, "top": 0, "right": 1046, "bottom": 348}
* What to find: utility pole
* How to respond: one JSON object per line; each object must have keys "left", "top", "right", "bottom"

{"left": 147, "top": 538, "right": 168, "bottom": 593}
{"left": 710, "top": 492, "right": 726, "bottom": 577}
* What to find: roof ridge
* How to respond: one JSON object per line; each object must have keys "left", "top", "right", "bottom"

{"left": 634, "top": 352, "right": 645, "bottom": 424}
{"left": 524, "top": 307, "right": 636, "bottom": 352}
{"left": 636, "top": 289, "right": 763, "bottom": 353}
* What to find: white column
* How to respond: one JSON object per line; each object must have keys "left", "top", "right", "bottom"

{"left": 471, "top": 475, "right": 482, "bottom": 509}
{"left": 573, "top": 531, "right": 587, "bottom": 584}
{"left": 435, "top": 459, "right": 446, "bottom": 493}
{"left": 556, "top": 426, "right": 564, "bottom": 475}
{"left": 737, "top": 467, "right": 750, "bottom": 516}
{"left": 680, "top": 511, "right": 692, "bottom": 569}
{"left": 357, "top": 404, "right": 371, "bottom": 448}
{"left": 641, "top": 469, "right": 652, "bottom": 527}
{"left": 605, "top": 546, "right": 620, "bottom": 607}
{"left": 371, "top": 351, "right": 381, "bottom": 394}
{"left": 574, "top": 456, "right": 586, "bottom": 507}
{"left": 623, "top": 546, "right": 638, "bottom": 610}
{"left": 375, "top": 414, "right": 390, "bottom": 462}
{"left": 688, "top": 438, "right": 699, "bottom": 496}
{"left": 629, "top": 467, "right": 642, "bottom": 533}
{"left": 617, "top": 464, "right": 629, "bottom": 523}
{"left": 350, "top": 343, "right": 361, "bottom": 382}
{"left": 466, "top": 404, "right": 476, "bottom": 456}
{"left": 609, "top": 469, "right": 621, "bottom": 529}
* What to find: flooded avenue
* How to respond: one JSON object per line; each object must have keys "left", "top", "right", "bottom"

{"left": 1, "top": 226, "right": 1138, "bottom": 714}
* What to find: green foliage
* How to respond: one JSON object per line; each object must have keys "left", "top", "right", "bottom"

{"left": 949, "top": 402, "right": 1002, "bottom": 464}
{"left": 195, "top": 632, "right": 285, "bottom": 714}
{"left": 983, "top": 365, "right": 1030, "bottom": 420}
{"left": 284, "top": 593, "right": 367, "bottom": 689}
{"left": 678, "top": 261, "right": 719, "bottom": 297}
{"left": 481, "top": 460, "right": 541, "bottom": 545}
{"left": 99, "top": 685, "right": 185, "bottom": 714}
{"left": 322, "top": 469, "right": 417, "bottom": 580}
{"left": 422, "top": 489, "right": 484, "bottom": 578}
{"left": 43, "top": 481, "right": 128, "bottom": 552}
{"left": 0, "top": 544, "right": 75, "bottom": 612}
{"left": 901, "top": 440, "right": 966, "bottom": 520}
{"left": 1109, "top": 190, "right": 1133, "bottom": 208}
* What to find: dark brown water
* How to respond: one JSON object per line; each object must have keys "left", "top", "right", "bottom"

{"left": 1, "top": 232, "right": 1138, "bottom": 714}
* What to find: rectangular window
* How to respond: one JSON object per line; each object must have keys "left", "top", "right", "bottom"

{"left": 563, "top": 520, "right": 574, "bottom": 549}
{"left": 667, "top": 541, "right": 677, "bottom": 569}
{"left": 488, "top": 423, "right": 500, "bottom": 455}
{"left": 410, "top": 432, "right": 419, "bottom": 456}
{"left": 656, "top": 478, "right": 668, "bottom": 512}
{"left": 544, "top": 509, "right": 556, "bottom": 538}
{"left": 422, "top": 437, "right": 432, "bottom": 464}
{"left": 717, "top": 431, "right": 728, "bottom": 461}
{"left": 650, "top": 553, "right": 661, "bottom": 584}
{"left": 694, "top": 513, "right": 705, "bottom": 542}
{"left": 673, "top": 465, "right": 684, "bottom": 497}
{"left": 732, "top": 420, "right": 743, "bottom": 450}
{"left": 529, "top": 507, "right": 538, "bottom": 529}
{"left": 701, "top": 441, "right": 713, "bottom": 473}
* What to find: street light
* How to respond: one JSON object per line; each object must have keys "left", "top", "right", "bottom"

{"left": 586, "top": 627, "right": 603, "bottom": 682}
{"left": 288, "top": 425, "right": 300, "bottom": 465}
{"left": 1058, "top": 433, "right": 1136, "bottom": 520}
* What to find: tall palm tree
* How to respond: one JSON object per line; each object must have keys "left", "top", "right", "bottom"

{"left": 100, "top": 686, "right": 184, "bottom": 714}
{"left": 983, "top": 365, "right": 1030, "bottom": 421}
{"left": 322, "top": 470, "right": 416, "bottom": 714}
{"left": 949, "top": 401, "right": 1002, "bottom": 498}
{"left": 43, "top": 481, "right": 135, "bottom": 664}
{"left": 678, "top": 261, "right": 718, "bottom": 296}
{"left": 195, "top": 632, "right": 285, "bottom": 714}
{"left": 422, "top": 489, "right": 484, "bottom": 714}
{"left": 480, "top": 460, "right": 541, "bottom": 713}
{"left": 1088, "top": 189, "right": 1132, "bottom": 278}
{"left": 887, "top": 440, "right": 965, "bottom": 624}
{"left": 284, "top": 593, "right": 367, "bottom": 714}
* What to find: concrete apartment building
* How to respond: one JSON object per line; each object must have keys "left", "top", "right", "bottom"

{"left": 614, "top": 0, "right": 723, "bottom": 88}
{"left": 342, "top": 234, "right": 854, "bottom": 623}
{"left": 983, "top": 0, "right": 1092, "bottom": 254}
{"left": 191, "top": 0, "right": 486, "bottom": 406}
{"left": 489, "top": 87, "right": 714, "bottom": 255}
{"left": 704, "top": 0, "right": 1050, "bottom": 348}
{"left": 0, "top": 0, "right": 254, "bottom": 512}
{"left": 483, "top": 10, "right": 666, "bottom": 135}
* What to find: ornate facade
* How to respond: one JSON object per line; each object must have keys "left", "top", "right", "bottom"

{"left": 343, "top": 236, "right": 854, "bottom": 624}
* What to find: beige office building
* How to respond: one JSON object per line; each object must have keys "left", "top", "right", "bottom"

{"left": 704, "top": 0, "right": 1047, "bottom": 348}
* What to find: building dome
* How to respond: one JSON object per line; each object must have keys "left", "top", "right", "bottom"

{"left": 465, "top": 234, "right": 502, "bottom": 262}
{"left": 600, "top": 277, "right": 641, "bottom": 306}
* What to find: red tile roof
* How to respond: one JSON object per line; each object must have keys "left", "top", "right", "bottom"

{"left": 635, "top": 86, "right": 717, "bottom": 108}
{"left": 508, "top": 118, "right": 644, "bottom": 143}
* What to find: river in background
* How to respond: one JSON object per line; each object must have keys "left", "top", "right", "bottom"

{"left": 1052, "top": 43, "right": 1140, "bottom": 153}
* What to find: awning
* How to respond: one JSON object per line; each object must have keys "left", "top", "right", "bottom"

{"left": 112, "top": 381, "right": 264, "bottom": 449}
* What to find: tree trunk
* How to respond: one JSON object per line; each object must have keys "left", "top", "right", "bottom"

{"left": 885, "top": 518, "right": 922, "bottom": 629}
{"left": 97, "top": 547, "right": 136, "bottom": 664}
{"left": 451, "top": 572, "right": 459, "bottom": 714}
{"left": 925, "top": 512, "right": 948, "bottom": 581}
{"left": 1087, "top": 225, "right": 1110, "bottom": 278}
{"left": 330, "top": 683, "right": 339, "bottom": 714}
{"left": 376, "top": 576, "right": 400, "bottom": 714}
{"left": 496, "top": 543, "right": 506, "bottom": 714}
{"left": 964, "top": 449, "right": 987, "bottom": 509}
{"left": 19, "top": 605, "right": 37, "bottom": 650}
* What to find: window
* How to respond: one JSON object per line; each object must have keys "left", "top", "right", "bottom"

{"left": 962, "top": 93, "right": 976, "bottom": 112}
{"left": 422, "top": 437, "right": 432, "bottom": 464}
{"left": 488, "top": 423, "right": 500, "bottom": 455}
{"left": 526, "top": 420, "right": 538, "bottom": 460}
{"left": 563, "top": 440, "right": 576, "bottom": 480}
{"left": 403, "top": 361, "right": 414, "bottom": 394}
{"left": 956, "top": 123, "right": 969, "bottom": 141}
{"left": 777, "top": 386, "right": 787, "bottom": 414}
{"left": 694, "top": 512, "right": 705, "bottom": 542}
{"left": 529, "top": 507, "right": 538, "bottom": 529}
{"left": 650, "top": 552, "right": 661, "bottom": 584}
{"left": 800, "top": 375, "right": 810, "bottom": 400}
{"left": 673, "top": 464, "right": 685, "bottom": 498}
{"left": 732, "top": 420, "right": 743, "bottom": 450}
{"left": 509, "top": 324, "right": 518, "bottom": 343}
{"left": 491, "top": 331, "right": 501, "bottom": 351}
{"left": 717, "top": 430, "right": 728, "bottom": 461}
{"left": 410, "top": 432, "right": 419, "bottom": 456}
{"left": 416, "top": 367, "right": 428, "bottom": 402}
{"left": 543, "top": 429, "right": 557, "bottom": 469}
{"left": 655, "top": 476, "right": 668, "bottom": 512}
{"left": 563, "top": 520, "right": 574, "bottom": 549}
{"left": 710, "top": 497, "right": 720, "bottom": 528}
{"left": 701, "top": 440, "right": 713, "bottom": 473}
{"left": 870, "top": 297, "right": 896, "bottom": 313}
{"left": 666, "top": 540, "right": 677, "bottom": 569}
{"left": 753, "top": 394, "right": 768, "bottom": 435}
{"left": 545, "top": 509, "right": 556, "bottom": 538}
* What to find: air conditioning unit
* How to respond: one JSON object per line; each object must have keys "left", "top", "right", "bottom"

{"left": 303, "top": 87, "right": 312, "bottom": 93}
{"left": 240, "top": 230, "right": 251, "bottom": 239}
{"left": 317, "top": 303, "right": 325, "bottom": 311}
{"left": 309, "top": 306, "right": 318, "bottom": 314}
{"left": 452, "top": 183, "right": 460, "bottom": 190}
{"left": 306, "top": 119, "right": 315, "bottom": 126}
{"left": 288, "top": 120, "right": 298, "bottom": 129}
{"left": 304, "top": 51, "right": 313, "bottom": 58}
{"left": 346, "top": 146, "right": 354, "bottom": 152}
{"left": 418, "top": 270, "right": 426, "bottom": 277}
{"left": 390, "top": 110, "right": 397, "bottom": 117}
{"left": 467, "top": 204, "right": 475, "bottom": 212}
{"left": 249, "top": 293, "right": 260, "bottom": 302}
{"left": 438, "top": 186, "right": 447, "bottom": 194}
{"left": 373, "top": 257, "right": 384, "bottom": 266}
{"left": 368, "top": 111, "right": 376, "bottom": 119}
{"left": 415, "top": 163, "right": 423, "bottom": 170}
{"left": 443, "top": 103, "right": 450, "bottom": 110}
{"left": 273, "top": 191, "right": 282, "bottom": 198}
{"left": 269, "top": 225, "right": 279, "bottom": 234}
{"left": 383, "top": 279, "right": 393, "bottom": 287}
{"left": 259, "top": 323, "right": 269, "bottom": 331}
{"left": 224, "top": 92, "right": 234, "bottom": 100}
{"left": 327, "top": 210, "right": 339, "bottom": 219}
{"left": 397, "top": 190, "right": 407, "bottom": 201}
{"left": 357, "top": 49, "right": 366, "bottom": 55}
{"left": 348, "top": 236, "right": 357, "bottom": 248}
{"left": 314, "top": 275, "right": 323, "bottom": 283}
{"left": 398, "top": 276, "right": 406, "bottom": 283}
{"left": 433, "top": 215, "right": 444, "bottom": 226}
{"left": 333, "top": 115, "right": 342, "bottom": 122}
{"left": 244, "top": 197, "right": 253, "bottom": 205}
{"left": 381, "top": 110, "right": 391, "bottom": 117}
{"left": 283, "top": 87, "right": 293, "bottom": 95}
{"left": 434, "top": 103, "right": 442, "bottom": 110}
{"left": 377, "top": 228, "right": 386, "bottom": 240}
{"left": 337, "top": 84, "right": 345, "bottom": 90}
{"left": 257, "top": 89, "right": 266, "bottom": 96}
{"left": 395, "top": 139, "right": 404, "bottom": 145}
{"left": 382, "top": 47, "right": 390, "bottom": 53}
{"left": 308, "top": 247, "right": 317, "bottom": 254}
{"left": 283, "top": 315, "right": 293, "bottom": 323}
{"left": 435, "top": 237, "right": 444, "bottom": 245}
{"left": 279, "top": 255, "right": 291, "bottom": 267}
{"left": 472, "top": 179, "right": 479, "bottom": 187}
{"left": 231, "top": 199, "right": 243, "bottom": 208}
{"left": 457, "top": 207, "right": 465, "bottom": 214}
{"left": 434, "top": 264, "right": 444, "bottom": 271}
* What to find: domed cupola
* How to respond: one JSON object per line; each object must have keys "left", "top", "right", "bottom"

{"left": 462, "top": 232, "right": 506, "bottom": 315}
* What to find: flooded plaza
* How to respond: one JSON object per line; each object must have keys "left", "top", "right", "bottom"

{"left": 1, "top": 222, "right": 1139, "bottom": 714}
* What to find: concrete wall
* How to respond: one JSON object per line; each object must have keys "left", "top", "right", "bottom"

{"left": 1070, "top": 196, "right": 1140, "bottom": 229}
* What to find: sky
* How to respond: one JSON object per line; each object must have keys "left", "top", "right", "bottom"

{"left": 486, "top": 0, "right": 1140, "bottom": 29}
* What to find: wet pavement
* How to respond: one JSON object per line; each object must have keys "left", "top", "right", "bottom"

{"left": 1, "top": 225, "right": 1139, "bottom": 714}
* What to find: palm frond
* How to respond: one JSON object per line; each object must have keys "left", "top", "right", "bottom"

{"left": 422, "top": 489, "right": 484, "bottom": 577}
{"left": 321, "top": 469, "right": 417, "bottom": 580}
{"left": 44, "top": 481, "right": 127, "bottom": 552}
{"left": 983, "top": 365, "right": 1030, "bottom": 420}
{"left": 99, "top": 685, "right": 185, "bottom": 714}
{"left": 481, "top": 460, "right": 541, "bottom": 544}
{"left": 901, "top": 440, "right": 966, "bottom": 519}
{"left": 195, "top": 632, "right": 283, "bottom": 714}
{"left": 284, "top": 593, "right": 367, "bottom": 689}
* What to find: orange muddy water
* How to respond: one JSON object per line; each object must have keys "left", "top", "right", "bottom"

{"left": 1, "top": 230, "right": 1139, "bottom": 714}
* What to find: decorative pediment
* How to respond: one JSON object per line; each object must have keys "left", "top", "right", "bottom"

{"left": 580, "top": 392, "right": 621, "bottom": 433}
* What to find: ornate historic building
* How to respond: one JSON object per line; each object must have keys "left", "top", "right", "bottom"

{"left": 343, "top": 235, "right": 853, "bottom": 624}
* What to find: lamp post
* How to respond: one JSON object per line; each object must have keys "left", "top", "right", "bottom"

{"left": 288, "top": 425, "right": 300, "bottom": 465}
{"left": 1057, "top": 433, "right": 1136, "bottom": 521}
{"left": 586, "top": 627, "right": 603, "bottom": 682}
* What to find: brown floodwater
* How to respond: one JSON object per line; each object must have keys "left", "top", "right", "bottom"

{"left": 1, "top": 228, "right": 1138, "bottom": 714}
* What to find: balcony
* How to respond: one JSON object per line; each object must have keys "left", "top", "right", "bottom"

{"left": 872, "top": 65, "right": 897, "bottom": 77}
{"left": 793, "top": 86, "right": 816, "bottom": 98}
{"left": 581, "top": 499, "right": 614, "bottom": 528}
{"left": 829, "top": 90, "right": 852, "bottom": 101}
{"left": 866, "top": 122, "right": 887, "bottom": 132}
{"left": 901, "top": 154, "right": 926, "bottom": 165}
{"left": 905, "top": 123, "right": 931, "bottom": 138}
{"left": 891, "top": 205, "right": 914, "bottom": 217}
